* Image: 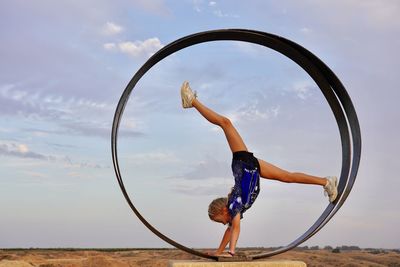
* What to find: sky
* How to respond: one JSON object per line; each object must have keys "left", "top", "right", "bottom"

{"left": 1, "top": 0, "right": 399, "bottom": 250}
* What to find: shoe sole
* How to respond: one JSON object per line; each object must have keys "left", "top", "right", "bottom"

{"left": 181, "top": 81, "right": 192, "bottom": 108}
{"left": 330, "top": 176, "right": 338, "bottom": 202}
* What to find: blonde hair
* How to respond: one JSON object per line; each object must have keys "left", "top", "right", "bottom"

{"left": 208, "top": 197, "right": 228, "bottom": 220}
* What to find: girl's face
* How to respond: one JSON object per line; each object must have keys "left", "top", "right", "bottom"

{"left": 213, "top": 208, "right": 230, "bottom": 225}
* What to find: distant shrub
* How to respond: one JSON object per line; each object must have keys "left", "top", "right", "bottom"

{"left": 295, "top": 246, "right": 309, "bottom": 251}
{"left": 310, "top": 246, "right": 319, "bottom": 250}
{"left": 332, "top": 247, "right": 341, "bottom": 253}
{"left": 324, "top": 246, "right": 333, "bottom": 250}
{"left": 340, "top": 245, "right": 361, "bottom": 251}
{"left": 368, "top": 249, "right": 385, "bottom": 255}
{"left": 392, "top": 249, "right": 400, "bottom": 254}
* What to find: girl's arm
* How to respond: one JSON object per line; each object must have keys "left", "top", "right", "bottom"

{"left": 215, "top": 226, "right": 231, "bottom": 255}
{"left": 228, "top": 213, "right": 241, "bottom": 254}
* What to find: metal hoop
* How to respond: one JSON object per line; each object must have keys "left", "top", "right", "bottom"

{"left": 111, "top": 29, "right": 361, "bottom": 261}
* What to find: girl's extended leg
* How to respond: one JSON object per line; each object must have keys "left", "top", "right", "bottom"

{"left": 182, "top": 82, "right": 337, "bottom": 201}
{"left": 257, "top": 158, "right": 327, "bottom": 186}
{"left": 192, "top": 98, "right": 247, "bottom": 153}
{"left": 191, "top": 97, "right": 325, "bottom": 186}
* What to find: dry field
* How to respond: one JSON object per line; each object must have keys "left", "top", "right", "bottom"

{"left": 1, "top": 248, "right": 400, "bottom": 267}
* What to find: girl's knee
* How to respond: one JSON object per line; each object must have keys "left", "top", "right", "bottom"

{"left": 220, "top": 116, "right": 232, "bottom": 128}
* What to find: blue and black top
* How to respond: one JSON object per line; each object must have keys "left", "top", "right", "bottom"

{"left": 228, "top": 151, "right": 261, "bottom": 223}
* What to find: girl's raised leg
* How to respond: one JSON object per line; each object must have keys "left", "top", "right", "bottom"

{"left": 192, "top": 98, "right": 247, "bottom": 153}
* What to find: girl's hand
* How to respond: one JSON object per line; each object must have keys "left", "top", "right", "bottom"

{"left": 205, "top": 250, "right": 218, "bottom": 256}
{"left": 217, "top": 251, "right": 233, "bottom": 257}
{"left": 205, "top": 250, "right": 232, "bottom": 257}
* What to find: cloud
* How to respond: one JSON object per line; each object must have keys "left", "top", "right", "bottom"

{"left": 101, "top": 22, "right": 123, "bottom": 35}
{"left": 192, "top": 0, "right": 239, "bottom": 18}
{"left": 104, "top": 38, "right": 164, "bottom": 58}
{"left": 0, "top": 83, "right": 146, "bottom": 139}
{"left": 0, "top": 143, "right": 52, "bottom": 161}
{"left": 17, "top": 144, "right": 29, "bottom": 153}
{"left": 291, "top": 81, "right": 315, "bottom": 100}
{"left": 127, "top": 151, "right": 181, "bottom": 166}
{"left": 192, "top": 0, "right": 204, "bottom": 12}
{"left": 61, "top": 121, "right": 145, "bottom": 139}
{"left": 0, "top": 141, "right": 109, "bottom": 169}
{"left": 300, "top": 27, "right": 312, "bottom": 34}
{"left": 169, "top": 155, "right": 231, "bottom": 180}
{"left": 227, "top": 98, "right": 281, "bottom": 124}
{"left": 0, "top": 127, "right": 13, "bottom": 133}
{"left": 0, "top": 84, "right": 49, "bottom": 117}
{"left": 62, "top": 155, "right": 108, "bottom": 169}
{"left": 212, "top": 9, "right": 239, "bottom": 18}
{"left": 168, "top": 155, "right": 232, "bottom": 197}
{"left": 103, "top": 43, "right": 117, "bottom": 51}
{"left": 22, "top": 125, "right": 130, "bottom": 141}
{"left": 232, "top": 42, "right": 268, "bottom": 57}
{"left": 0, "top": 83, "right": 111, "bottom": 119}
{"left": 118, "top": 38, "right": 164, "bottom": 58}
{"left": 167, "top": 156, "right": 234, "bottom": 196}
{"left": 172, "top": 182, "right": 230, "bottom": 197}
{"left": 22, "top": 171, "right": 48, "bottom": 179}
{"left": 45, "top": 142, "right": 79, "bottom": 150}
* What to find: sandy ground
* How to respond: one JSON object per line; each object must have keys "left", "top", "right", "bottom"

{"left": 1, "top": 249, "right": 399, "bottom": 267}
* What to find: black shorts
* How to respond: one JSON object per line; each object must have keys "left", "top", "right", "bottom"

{"left": 232, "top": 151, "right": 260, "bottom": 170}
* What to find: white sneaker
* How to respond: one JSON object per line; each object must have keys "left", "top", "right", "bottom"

{"left": 324, "top": 176, "right": 338, "bottom": 203}
{"left": 181, "top": 81, "right": 197, "bottom": 108}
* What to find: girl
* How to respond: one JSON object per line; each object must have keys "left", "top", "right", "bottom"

{"left": 180, "top": 81, "right": 338, "bottom": 257}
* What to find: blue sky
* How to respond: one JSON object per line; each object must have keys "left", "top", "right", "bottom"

{"left": 1, "top": 0, "right": 399, "bottom": 250}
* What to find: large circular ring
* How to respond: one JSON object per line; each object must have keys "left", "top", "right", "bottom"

{"left": 111, "top": 29, "right": 362, "bottom": 261}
